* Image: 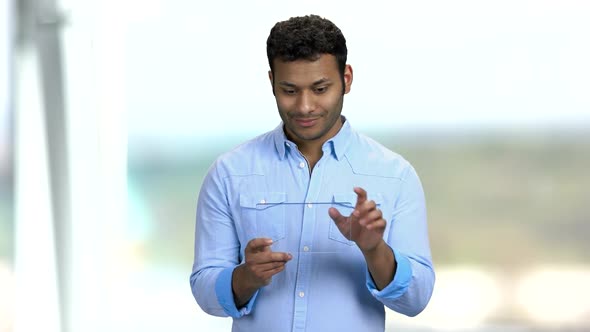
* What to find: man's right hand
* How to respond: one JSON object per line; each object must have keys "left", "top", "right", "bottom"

{"left": 232, "top": 238, "right": 292, "bottom": 308}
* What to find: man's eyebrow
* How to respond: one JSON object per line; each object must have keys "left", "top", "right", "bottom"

{"left": 312, "top": 78, "right": 331, "bottom": 86}
{"left": 277, "top": 81, "right": 296, "bottom": 87}
{"left": 277, "top": 78, "right": 332, "bottom": 87}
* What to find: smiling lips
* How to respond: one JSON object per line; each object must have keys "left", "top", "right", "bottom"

{"left": 294, "top": 117, "right": 319, "bottom": 127}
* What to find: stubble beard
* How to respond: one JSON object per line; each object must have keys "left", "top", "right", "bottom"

{"left": 280, "top": 97, "right": 344, "bottom": 143}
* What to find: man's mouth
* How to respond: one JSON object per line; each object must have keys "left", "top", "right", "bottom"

{"left": 295, "top": 118, "right": 318, "bottom": 127}
{"left": 294, "top": 117, "right": 319, "bottom": 128}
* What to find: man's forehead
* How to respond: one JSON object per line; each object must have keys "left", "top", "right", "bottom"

{"left": 272, "top": 54, "right": 340, "bottom": 82}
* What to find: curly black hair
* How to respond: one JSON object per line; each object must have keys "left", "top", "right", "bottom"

{"left": 266, "top": 15, "right": 347, "bottom": 78}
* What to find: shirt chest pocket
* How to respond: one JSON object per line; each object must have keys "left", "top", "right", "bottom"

{"left": 329, "top": 193, "right": 384, "bottom": 246}
{"left": 239, "top": 192, "right": 287, "bottom": 242}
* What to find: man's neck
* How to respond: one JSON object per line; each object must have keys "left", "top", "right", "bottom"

{"left": 285, "top": 116, "right": 344, "bottom": 171}
{"left": 299, "top": 145, "right": 323, "bottom": 172}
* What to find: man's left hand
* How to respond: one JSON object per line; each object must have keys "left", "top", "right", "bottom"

{"left": 328, "top": 187, "right": 386, "bottom": 253}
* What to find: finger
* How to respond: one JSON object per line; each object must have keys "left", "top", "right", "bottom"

{"left": 356, "top": 199, "right": 377, "bottom": 216}
{"left": 266, "top": 264, "right": 287, "bottom": 277}
{"left": 359, "top": 208, "right": 382, "bottom": 226}
{"left": 268, "top": 252, "right": 292, "bottom": 262}
{"left": 246, "top": 237, "right": 273, "bottom": 253}
{"left": 329, "top": 207, "right": 354, "bottom": 239}
{"left": 365, "top": 217, "right": 386, "bottom": 231}
{"left": 256, "top": 261, "right": 289, "bottom": 273}
{"left": 357, "top": 201, "right": 377, "bottom": 223}
{"left": 247, "top": 250, "right": 292, "bottom": 265}
{"left": 363, "top": 200, "right": 377, "bottom": 212}
{"left": 328, "top": 207, "right": 347, "bottom": 225}
{"left": 353, "top": 187, "right": 368, "bottom": 208}
{"left": 259, "top": 265, "right": 287, "bottom": 286}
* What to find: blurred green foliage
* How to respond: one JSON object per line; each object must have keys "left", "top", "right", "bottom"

{"left": 2, "top": 130, "right": 587, "bottom": 268}
{"left": 127, "top": 130, "right": 590, "bottom": 269}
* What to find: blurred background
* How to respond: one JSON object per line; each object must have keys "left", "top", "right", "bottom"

{"left": 1, "top": 0, "right": 589, "bottom": 331}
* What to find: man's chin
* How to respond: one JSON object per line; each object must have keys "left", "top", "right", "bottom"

{"left": 294, "top": 132, "right": 325, "bottom": 142}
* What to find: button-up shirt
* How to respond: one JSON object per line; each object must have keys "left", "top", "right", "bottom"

{"left": 190, "top": 119, "right": 435, "bottom": 332}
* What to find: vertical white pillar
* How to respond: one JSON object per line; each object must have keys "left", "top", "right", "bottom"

{"left": 60, "top": 0, "right": 129, "bottom": 330}
{"left": 13, "top": 45, "right": 61, "bottom": 332}
{"left": 0, "top": 0, "right": 15, "bottom": 330}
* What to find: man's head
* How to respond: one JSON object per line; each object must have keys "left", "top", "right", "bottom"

{"left": 266, "top": 15, "right": 353, "bottom": 148}
{"left": 267, "top": 15, "right": 348, "bottom": 85}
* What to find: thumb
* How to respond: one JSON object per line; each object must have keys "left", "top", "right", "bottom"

{"left": 328, "top": 207, "right": 346, "bottom": 225}
{"left": 329, "top": 207, "right": 352, "bottom": 240}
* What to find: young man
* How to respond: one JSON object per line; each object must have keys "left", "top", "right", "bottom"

{"left": 190, "top": 14, "right": 435, "bottom": 332}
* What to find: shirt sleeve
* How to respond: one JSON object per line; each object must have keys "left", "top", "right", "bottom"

{"left": 189, "top": 161, "right": 259, "bottom": 318}
{"left": 365, "top": 247, "right": 412, "bottom": 298}
{"left": 214, "top": 266, "right": 260, "bottom": 317}
{"left": 366, "top": 165, "right": 435, "bottom": 317}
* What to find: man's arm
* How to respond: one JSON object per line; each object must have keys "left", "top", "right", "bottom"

{"left": 369, "top": 166, "right": 435, "bottom": 316}
{"left": 362, "top": 239, "right": 396, "bottom": 290}
{"left": 329, "top": 187, "right": 396, "bottom": 290}
{"left": 190, "top": 163, "right": 292, "bottom": 317}
{"left": 328, "top": 166, "right": 435, "bottom": 316}
{"left": 190, "top": 163, "right": 243, "bottom": 317}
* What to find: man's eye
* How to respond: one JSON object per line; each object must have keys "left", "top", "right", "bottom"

{"left": 283, "top": 89, "right": 296, "bottom": 95}
{"left": 315, "top": 87, "right": 327, "bottom": 94}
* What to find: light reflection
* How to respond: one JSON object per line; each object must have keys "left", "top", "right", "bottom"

{"left": 388, "top": 265, "right": 590, "bottom": 330}
{"left": 388, "top": 266, "right": 502, "bottom": 330}
{"left": 0, "top": 261, "right": 14, "bottom": 332}
{"left": 516, "top": 266, "right": 590, "bottom": 325}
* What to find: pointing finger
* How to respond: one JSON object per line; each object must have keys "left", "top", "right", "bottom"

{"left": 353, "top": 187, "right": 367, "bottom": 208}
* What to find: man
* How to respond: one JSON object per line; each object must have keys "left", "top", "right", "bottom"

{"left": 190, "top": 14, "right": 435, "bottom": 332}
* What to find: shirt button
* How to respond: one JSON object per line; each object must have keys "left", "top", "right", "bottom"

{"left": 299, "top": 162, "right": 305, "bottom": 168}
{"left": 259, "top": 199, "right": 266, "bottom": 204}
{"left": 307, "top": 203, "right": 313, "bottom": 208}
{"left": 299, "top": 291, "right": 305, "bottom": 298}
{"left": 303, "top": 246, "right": 310, "bottom": 252}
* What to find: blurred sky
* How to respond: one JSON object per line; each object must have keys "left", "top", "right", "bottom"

{"left": 7, "top": 0, "right": 588, "bottom": 150}
{"left": 109, "top": 0, "right": 590, "bottom": 148}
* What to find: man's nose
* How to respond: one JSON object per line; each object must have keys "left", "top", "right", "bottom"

{"left": 296, "top": 90, "right": 316, "bottom": 113}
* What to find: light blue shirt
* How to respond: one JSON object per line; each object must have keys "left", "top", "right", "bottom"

{"left": 191, "top": 118, "right": 435, "bottom": 332}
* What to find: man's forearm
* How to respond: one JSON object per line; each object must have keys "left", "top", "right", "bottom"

{"left": 362, "top": 240, "right": 396, "bottom": 290}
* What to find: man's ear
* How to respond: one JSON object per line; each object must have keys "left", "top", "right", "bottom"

{"left": 268, "top": 70, "right": 275, "bottom": 95}
{"left": 343, "top": 64, "right": 353, "bottom": 94}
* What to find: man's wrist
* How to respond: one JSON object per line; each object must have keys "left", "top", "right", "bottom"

{"left": 362, "top": 240, "right": 396, "bottom": 290}
{"left": 232, "top": 264, "right": 257, "bottom": 308}
{"left": 232, "top": 265, "right": 248, "bottom": 308}
{"left": 361, "top": 239, "right": 387, "bottom": 258}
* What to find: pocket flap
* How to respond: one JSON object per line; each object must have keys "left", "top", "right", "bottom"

{"left": 240, "top": 192, "right": 287, "bottom": 209}
{"left": 332, "top": 192, "right": 384, "bottom": 208}
{"left": 332, "top": 193, "right": 357, "bottom": 208}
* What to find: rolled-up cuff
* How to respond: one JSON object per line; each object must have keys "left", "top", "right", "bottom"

{"left": 215, "top": 266, "right": 259, "bottom": 318}
{"left": 366, "top": 247, "right": 412, "bottom": 300}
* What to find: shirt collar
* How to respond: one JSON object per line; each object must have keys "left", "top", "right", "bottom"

{"left": 273, "top": 123, "right": 289, "bottom": 160}
{"left": 273, "top": 116, "right": 352, "bottom": 161}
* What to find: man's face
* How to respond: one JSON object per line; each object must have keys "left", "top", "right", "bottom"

{"left": 269, "top": 54, "right": 353, "bottom": 146}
